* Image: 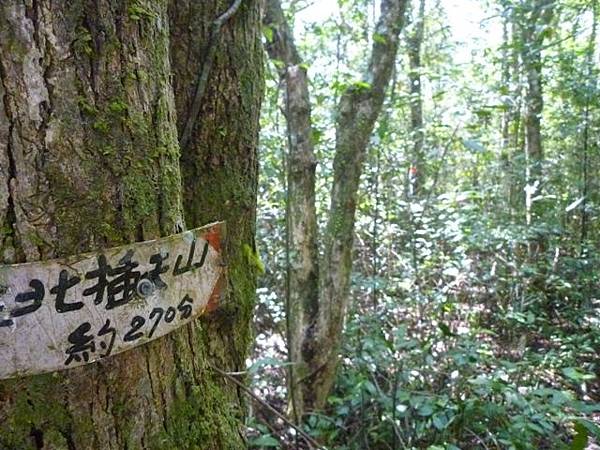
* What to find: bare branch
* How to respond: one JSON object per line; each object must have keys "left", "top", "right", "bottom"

{"left": 179, "top": 0, "right": 243, "bottom": 151}
{"left": 211, "top": 365, "right": 326, "bottom": 449}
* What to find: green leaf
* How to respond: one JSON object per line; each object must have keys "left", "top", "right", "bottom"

{"left": 573, "top": 418, "right": 600, "bottom": 438}
{"left": 527, "top": 422, "right": 545, "bottom": 434}
{"left": 311, "top": 128, "right": 324, "bottom": 145}
{"left": 410, "top": 395, "right": 425, "bottom": 408}
{"left": 462, "top": 139, "right": 485, "bottom": 153}
{"left": 373, "top": 32, "right": 387, "bottom": 44}
{"left": 249, "top": 434, "right": 280, "bottom": 447}
{"left": 352, "top": 80, "right": 372, "bottom": 91}
{"left": 363, "top": 380, "right": 378, "bottom": 396}
{"left": 571, "top": 422, "right": 588, "bottom": 450}
{"left": 271, "top": 59, "right": 285, "bottom": 69}
{"left": 438, "top": 322, "right": 458, "bottom": 337}
{"left": 562, "top": 367, "right": 596, "bottom": 381}
{"left": 417, "top": 403, "right": 434, "bottom": 417}
{"left": 569, "top": 402, "right": 600, "bottom": 414}
{"left": 432, "top": 413, "right": 448, "bottom": 430}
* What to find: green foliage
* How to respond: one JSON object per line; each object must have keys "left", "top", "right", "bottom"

{"left": 262, "top": 25, "right": 275, "bottom": 43}
{"left": 248, "top": 434, "right": 280, "bottom": 447}
{"left": 297, "top": 189, "right": 600, "bottom": 449}
{"left": 250, "top": 0, "right": 600, "bottom": 448}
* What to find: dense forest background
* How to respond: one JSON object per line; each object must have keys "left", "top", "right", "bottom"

{"left": 247, "top": 0, "right": 600, "bottom": 448}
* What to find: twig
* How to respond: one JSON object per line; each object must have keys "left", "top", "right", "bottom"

{"left": 180, "top": 0, "right": 243, "bottom": 150}
{"left": 255, "top": 407, "right": 287, "bottom": 444}
{"left": 390, "top": 370, "right": 406, "bottom": 449}
{"left": 210, "top": 365, "right": 326, "bottom": 450}
{"left": 465, "top": 428, "right": 490, "bottom": 450}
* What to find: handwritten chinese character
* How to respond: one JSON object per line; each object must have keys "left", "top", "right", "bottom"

{"left": 84, "top": 250, "right": 140, "bottom": 310}
{"left": 11, "top": 279, "right": 44, "bottom": 318}
{"left": 64, "top": 322, "right": 95, "bottom": 365}
{"left": 147, "top": 252, "right": 169, "bottom": 288}
{"left": 51, "top": 270, "right": 82, "bottom": 313}
{"left": 98, "top": 319, "right": 116, "bottom": 358}
{"left": 173, "top": 239, "right": 209, "bottom": 276}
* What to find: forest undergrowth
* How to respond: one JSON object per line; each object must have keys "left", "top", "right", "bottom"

{"left": 249, "top": 192, "right": 600, "bottom": 449}
{"left": 245, "top": 0, "right": 600, "bottom": 448}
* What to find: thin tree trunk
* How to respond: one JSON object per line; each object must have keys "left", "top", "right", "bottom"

{"left": 263, "top": 0, "right": 320, "bottom": 422}
{"left": 308, "top": 0, "right": 408, "bottom": 411}
{"left": 264, "top": 0, "right": 408, "bottom": 416}
{"left": 520, "top": 0, "right": 553, "bottom": 257}
{"left": 580, "top": 0, "right": 597, "bottom": 253}
{"left": 500, "top": 8, "right": 514, "bottom": 211}
{"left": 509, "top": 12, "right": 525, "bottom": 213}
{"left": 407, "top": 0, "right": 426, "bottom": 196}
{"left": 500, "top": 1, "right": 524, "bottom": 214}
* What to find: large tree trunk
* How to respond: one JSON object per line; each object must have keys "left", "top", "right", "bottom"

{"left": 169, "top": 0, "right": 264, "bottom": 444}
{"left": 0, "top": 0, "right": 262, "bottom": 448}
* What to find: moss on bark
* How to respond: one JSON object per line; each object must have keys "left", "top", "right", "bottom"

{"left": 0, "top": 0, "right": 263, "bottom": 448}
{"left": 166, "top": 0, "right": 264, "bottom": 446}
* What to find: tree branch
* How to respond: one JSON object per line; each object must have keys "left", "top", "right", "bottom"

{"left": 179, "top": 0, "right": 243, "bottom": 151}
{"left": 211, "top": 365, "right": 325, "bottom": 449}
{"left": 263, "top": 0, "right": 409, "bottom": 413}
{"left": 322, "top": 0, "right": 408, "bottom": 342}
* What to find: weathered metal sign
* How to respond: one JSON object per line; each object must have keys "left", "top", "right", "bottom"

{"left": 0, "top": 222, "right": 224, "bottom": 379}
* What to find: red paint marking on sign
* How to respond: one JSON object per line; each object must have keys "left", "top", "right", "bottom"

{"left": 205, "top": 274, "right": 225, "bottom": 313}
{"left": 204, "top": 225, "right": 222, "bottom": 252}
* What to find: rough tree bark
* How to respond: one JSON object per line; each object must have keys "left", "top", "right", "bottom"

{"left": 0, "top": 0, "right": 262, "bottom": 448}
{"left": 264, "top": 0, "right": 408, "bottom": 418}
{"left": 169, "top": 0, "right": 264, "bottom": 444}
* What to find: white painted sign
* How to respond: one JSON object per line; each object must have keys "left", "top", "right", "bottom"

{"left": 0, "top": 222, "right": 225, "bottom": 379}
